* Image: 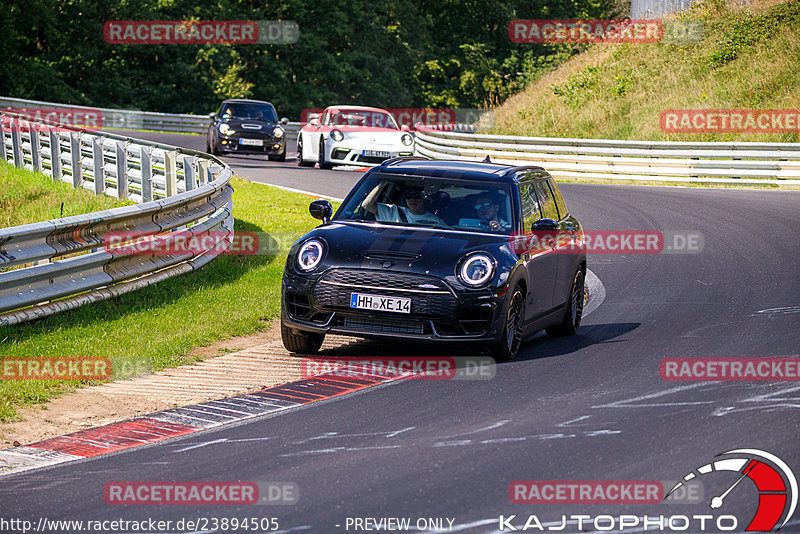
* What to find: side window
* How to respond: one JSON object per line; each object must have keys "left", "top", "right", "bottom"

{"left": 532, "top": 180, "right": 559, "bottom": 221}
{"left": 547, "top": 179, "right": 568, "bottom": 220}
{"left": 518, "top": 183, "right": 542, "bottom": 231}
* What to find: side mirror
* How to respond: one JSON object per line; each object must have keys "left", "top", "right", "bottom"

{"left": 208, "top": 112, "right": 216, "bottom": 120}
{"left": 280, "top": 117, "right": 289, "bottom": 125}
{"left": 400, "top": 124, "right": 411, "bottom": 132}
{"left": 531, "top": 218, "right": 558, "bottom": 231}
{"left": 309, "top": 200, "right": 333, "bottom": 223}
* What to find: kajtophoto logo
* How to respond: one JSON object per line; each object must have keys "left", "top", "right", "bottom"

{"left": 666, "top": 449, "right": 797, "bottom": 532}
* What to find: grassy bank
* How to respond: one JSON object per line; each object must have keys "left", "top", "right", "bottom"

{"left": 0, "top": 175, "right": 330, "bottom": 421}
{"left": 490, "top": 0, "right": 800, "bottom": 143}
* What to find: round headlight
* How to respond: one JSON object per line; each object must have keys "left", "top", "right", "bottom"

{"left": 330, "top": 129, "right": 344, "bottom": 142}
{"left": 297, "top": 239, "right": 324, "bottom": 272}
{"left": 459, "top": 254, "right": 495, "bottom": 287}
{"left": 401, "top": 133, "right": 414, "bottom": 146}
{"left": 219, "top": 123, "right": 234, "bottom": 136}
{"left": 273, "top": 126, "right": 285, "bottom": 138}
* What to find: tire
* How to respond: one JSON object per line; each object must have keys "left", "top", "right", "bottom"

{"left": 319, "top": 138, "right": 334, "bottom": 170}
{"left": 269, "top": 152, "right": 286, "bottom": 162}
{"left": 491, "top": 286, "right": 526, "bottom": 361}
{"left": 546, "top": 268, "right": 585, "bottom": 337}
{"left": 281, "top": 320, "right": 325, "bottom": 354}
{"left": 297, "top": 136, "right": 314, "bottom": 167}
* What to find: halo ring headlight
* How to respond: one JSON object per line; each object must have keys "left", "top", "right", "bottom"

{"left": 273, "top": 126, "right": 285, "bottom": 138}
{"left": 297, "top": 239, "right": 324, "bottom": 272}
{"left": 458, "top": 253, "right": 495, "bottom": 287}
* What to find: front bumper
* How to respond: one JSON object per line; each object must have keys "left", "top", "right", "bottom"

{"left": 326, "top": 144, "right": 414, "bottom": 166}
{"left": 219, "top": 134, "right": 286, "bottom": 155}
{"left": 282, "top": 268, "right": 505, "bottom": 342}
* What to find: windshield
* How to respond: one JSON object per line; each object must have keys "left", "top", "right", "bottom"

{"left": 220, "top": 102, "right": 278, "bottom": 121}
{"left": 335, "top": 173, "right": 515, "bottom": 234}
{"left": 326, "top": 109, "right": 398, "bottom": 129}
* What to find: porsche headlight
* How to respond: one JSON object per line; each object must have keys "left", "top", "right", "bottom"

{"left": 401, "top": 133, "right": 414, "bottom": 146}
{"left": 219, "top": 123, "right": 234, "bottom": 136}
{"left": 296, "top": 239, "right": 324, "bottom": 272}
{"left": 330, "top": 129, "right": 344, "bottom": 142}
{"left": 458, "top": 253, "right": 495, "bottom": 287}
{"left": 273, "top": 126, "right": 285, "bottom": 138}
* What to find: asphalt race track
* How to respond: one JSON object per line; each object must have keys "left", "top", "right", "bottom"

{"left": 2, "top": 130, "right": 799, "bottom": 533}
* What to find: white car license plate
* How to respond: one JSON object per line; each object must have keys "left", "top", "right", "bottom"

{"left": 240, "top": 138, "right": 263, "bottom": 146}
{"left": 350, "top": 293, "right": 410, "bottom": 314}
{"left": 362, "top": 150, "right": 390, "bottom": 158}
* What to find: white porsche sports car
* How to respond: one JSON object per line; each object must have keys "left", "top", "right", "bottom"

{"left": 297, "top": 106, "right": 415, "bottom": 169}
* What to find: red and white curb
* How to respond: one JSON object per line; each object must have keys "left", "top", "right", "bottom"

{"left": 0, "top": 369, "right": 400, "bottom": 477}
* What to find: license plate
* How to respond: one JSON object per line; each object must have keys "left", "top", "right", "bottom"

{"left": 362, "top": 150, "right": 390, "bottom": 158}
{"left": 350, "top": 293, "right": 411, "bottom": 314}
{"left": 240, "top": 138, "right": 263, "bottom": 146}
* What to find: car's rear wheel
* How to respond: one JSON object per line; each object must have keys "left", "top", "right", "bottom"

{"left": 319, "top": 138, "right": 334, "bottom": 170}
{"left": 297, "top": 136, "right": 314, "bottom": 167}
{"left": 546, "top": 268, "right": 585, "bottom": 337}
{"left": 491, "top": 287, "right": 525, "bottom": 361}
{"left": 281, "top": 320, "right": 325, "bottom": 354}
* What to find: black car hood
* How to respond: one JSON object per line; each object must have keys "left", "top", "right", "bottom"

{"left": 222, "top": 117, "right": 277, "bottom": 131}
{"left": 298, "top": 221, "right": 515, "bottom": 278}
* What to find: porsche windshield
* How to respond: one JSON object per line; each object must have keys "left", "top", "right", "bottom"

{"left": 335, "top": 174, "right": 515, "bottom": 234}
{"left": 327, "top": 109, "right": 399, "bottom": 129}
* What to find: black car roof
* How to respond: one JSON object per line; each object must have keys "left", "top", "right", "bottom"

{"left": 373, "top": 158, "right": 548, "bottom": 183}
{"left": 221, "top": 99, "right": 274, "bottom": 105}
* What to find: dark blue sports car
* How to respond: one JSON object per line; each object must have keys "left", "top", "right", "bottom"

{"left": 281, "top": 158, "right": 587, "bottom": 360}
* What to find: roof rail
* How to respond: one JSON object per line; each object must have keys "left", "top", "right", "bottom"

{"left": 382, "top": 155, "right": 431, "bottom": 166}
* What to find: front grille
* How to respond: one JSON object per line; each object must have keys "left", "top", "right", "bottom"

{"left": 337, "top": 315, "right": 427, "bottom": 335}
{"left": 286, "top": 291, "right": 312, "bottom": 319}
{"left": 357, "top": 155, "right": 389, "bottom": 164}
{"left": 313, "top": 270, "right": 457, "bottom": 318}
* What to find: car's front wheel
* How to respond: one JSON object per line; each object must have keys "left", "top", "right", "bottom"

{"left": 546, "top": 268, "right": 585, "bottom": 337}
{"left": 319, "top": 138, "right": 334, "bottom": 170}
{"left": 268, "top": 152, "right": 286, "bottom": 162}
{"left": 281, "top": 320, "right": 325, "bottom": 354}
{"left": 297, "top": 136, "right": 314, "bottom": 167}
{"left": 491, "top": 286, "right": 526, "bottom": 361}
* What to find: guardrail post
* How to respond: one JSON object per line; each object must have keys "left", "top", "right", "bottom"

{"left": 70, "top": 132, "right": 82, "bottom": 187}
{"left": 92, "top": 136, "right": 105, "bottom": 195}
{"left": 197, "top": 159, "right": 209, "bottom": 185}
{"left": 141, "top": 146, "right": 153, "bottom": 202}
{"left": 49, "top": 130, "right": 62, "bottom": 181}
{"left": 116, "top": 141, "right": 128, "bottom": 199}
{"left": 30, "top": 128, "right": 42, "bottom": 173}
{"left": 0, "top": 115, "right": 6, "bottom": 162}
{"left": 11, "top": 118, "right": 23, "bottom": 168}
{"left": 182, "top": 155, "right": 196, "bottom": 190}
{"left": 164, "top": 149, "right": 177, "bottom": 197}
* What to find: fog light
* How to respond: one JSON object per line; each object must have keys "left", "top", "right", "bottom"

{"left": 221, "top": 140, "right": 228, "bottom": 145}
{"left": 273, "top": 144, "right": 281, "bottom": 149}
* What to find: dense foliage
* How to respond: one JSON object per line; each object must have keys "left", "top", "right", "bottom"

{"left": 0, "top": 0, "right": 617, "bottom": 118}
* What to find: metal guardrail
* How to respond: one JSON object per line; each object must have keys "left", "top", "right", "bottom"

{"left": 0, "top": 110, "right": 235, "bottom": 326}
{"left": 0, "top": 96, "right": 303, "bottom": 140}
{"left": 413, "top": 125, "right": 800, "bottom": 185}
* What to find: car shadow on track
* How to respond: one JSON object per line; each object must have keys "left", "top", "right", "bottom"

{"left": 514, "top": 322, "right": 640, "bottom": 363}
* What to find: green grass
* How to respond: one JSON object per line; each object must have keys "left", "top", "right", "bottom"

{"left": 0, "top": 160, "right": 129, "bottom": 228}
{"left": 490, "top": 0, "right": 800, "bottom": 143}
{"left": 0, "top": 175, "right": 333, "bottom": 421}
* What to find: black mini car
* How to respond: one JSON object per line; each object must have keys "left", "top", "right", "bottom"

{"left": 206, "top": 99, "right": 289, "bottom": 160}
{"left": 281, "top": 158, "right": 587, "bottom": 359}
